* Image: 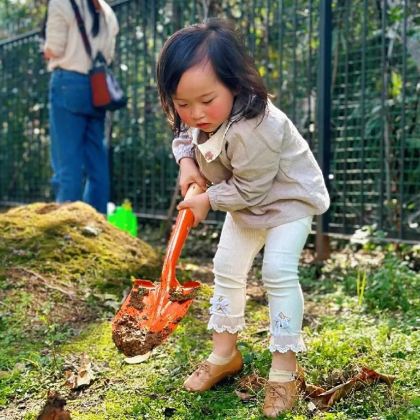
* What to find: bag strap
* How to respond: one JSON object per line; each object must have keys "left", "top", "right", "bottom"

{"left": 69, "top": 0, "right": 93, "bottom": 60}
{"left": 40, "top": 0, "right": 51, "bottom": 41}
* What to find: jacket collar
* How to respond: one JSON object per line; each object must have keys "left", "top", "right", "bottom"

{"left": 191, "top": 120, "right": 233, "bottom": 163}
{"left": 189, "top": 98, "right": 250, "bottom": 162}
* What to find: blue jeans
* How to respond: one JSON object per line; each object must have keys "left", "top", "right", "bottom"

{"left": 49, "top": 69, "right": 109, "bottom": 214}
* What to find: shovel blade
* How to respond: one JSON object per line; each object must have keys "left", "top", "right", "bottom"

{"left": 112, "top": 184, "right": 204, "bottom": 356}
{"left": 112, "top": 278, "right": 200, "bottom": 356}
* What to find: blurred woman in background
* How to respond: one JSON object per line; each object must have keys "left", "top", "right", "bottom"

{"left": 43, "top": 0, "right": 119, "bottom": 213}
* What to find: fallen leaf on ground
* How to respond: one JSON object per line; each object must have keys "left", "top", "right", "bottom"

{"left": 307, "top": 367, "right": 395, "bottom": 410}
{"left": 304, "top": 383, "right": 326, "bottom": 398}
{"left": 235, "top": 373, "right": 266, "bottom": 401}
{"left": 235, "top": 366, "right": 395, "bottom": 411}
{"left": 65, "top": 353, "right": 95, "bottom": 390}
{"left": 124, "top": 352, "right": 151, "bottom": 364}
{"left": 37, "top": 390, "right": 71, "bottom": 419}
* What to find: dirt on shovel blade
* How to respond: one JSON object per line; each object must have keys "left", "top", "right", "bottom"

{"left": 112, "top": 313, "right": 174, "bottom": 356}
{"left": 112, "top": 280, "right": 198, "bottom": 356}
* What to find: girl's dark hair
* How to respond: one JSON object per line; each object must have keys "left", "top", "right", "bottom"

{"left": 41, "top": 0, "right": 100, "bottom": 39}
{"left": 157, "top": 19, "right": 268, "bottom": 134}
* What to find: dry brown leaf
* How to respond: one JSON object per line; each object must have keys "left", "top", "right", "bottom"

{"left": 64, "top": 354, "right": 95, "bottom": 390}
{"left": 36, "top": 390, "right": 71, "bottom": 420}
{"left": 304, "top": 383, "right": 326, "bottom": 398}
{"left": 235, "top": 373, "right": 266, "bottom": 401}
{"left": 308, "top": 367, "right": 395, "bottom": 410}
{"left": 124, "top": 352, "right": 151, "bottom": 364}
{"left": 235, "top": 366, "right": 395, "bottom": 411}
{"left": 234, "top": 389, "right": 254, "bottom": 401}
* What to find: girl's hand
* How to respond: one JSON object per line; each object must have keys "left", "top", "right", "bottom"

{"left": 177, "top": 193, "right": 211, "bottom": 227}
{"left": 179, "top": 158, "right": 208, "bottom": 197}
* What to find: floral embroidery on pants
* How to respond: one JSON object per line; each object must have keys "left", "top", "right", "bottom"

{"left": 209, "top": 295, "right": 231, "bottom": 315}
{"left": 272, "top": 312, "right": 291, "bottom": 335}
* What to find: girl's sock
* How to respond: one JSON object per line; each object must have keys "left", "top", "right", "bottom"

{"left": 207, "top": 350, "right": 236, "bottom": 365}
{"left": 268, "top": 368, "right": 297, "bottom": 383}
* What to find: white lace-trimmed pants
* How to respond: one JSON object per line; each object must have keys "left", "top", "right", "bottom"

{"left": 208, "top": 213, "right": 312, "bottom": 353}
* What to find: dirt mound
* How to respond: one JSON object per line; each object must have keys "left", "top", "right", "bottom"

{"left": 0, "top": 201, "right": 160, "bottom": 328}
{"left": 0, "top": 201, "right": 160, "bottom": 285}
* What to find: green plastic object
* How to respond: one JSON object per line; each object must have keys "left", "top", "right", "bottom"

{"left": 107, "top": 199, "right": 138, "bottom": 237}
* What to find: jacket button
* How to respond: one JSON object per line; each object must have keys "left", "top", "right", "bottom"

{"left": 204, "top": 151, "right": 214, "bottom": 160}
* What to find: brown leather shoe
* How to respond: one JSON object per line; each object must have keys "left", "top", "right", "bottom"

{"left": 183, "top": 350, "right": 243, "bottom": 392}
{"left": 263, "top": 379, "right": 298, "bottom": 417}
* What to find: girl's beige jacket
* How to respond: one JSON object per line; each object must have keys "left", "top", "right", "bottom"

{"left": 173, "top": 101, "right": 330, "bottom": 229}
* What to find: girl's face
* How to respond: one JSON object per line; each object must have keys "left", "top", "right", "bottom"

{"left": 172, "top": 60, "right": 235, "bottom": 133}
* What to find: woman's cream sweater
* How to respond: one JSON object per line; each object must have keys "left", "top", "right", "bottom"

{"left": 44, "top": 0, "right": 119, "bottom": 74}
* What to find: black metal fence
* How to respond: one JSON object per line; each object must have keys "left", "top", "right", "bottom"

{"left": 0, "top": 0, "right": 419, "bottom": 243}
{"left": 328, "top": 1, "right": 420, "bottom": 242}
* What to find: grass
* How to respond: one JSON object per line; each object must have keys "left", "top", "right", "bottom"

{"left": 0, "top": 215, "right": 419, "bottom": 419}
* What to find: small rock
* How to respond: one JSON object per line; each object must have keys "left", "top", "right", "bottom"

{"left": 81, "top": 225, "right": 100, "bottom": 237}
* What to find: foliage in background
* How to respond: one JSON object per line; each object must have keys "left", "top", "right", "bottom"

{"left": 301, "top": 235, "right": 420, "bottom": 316}
{"left": 329, "top": 0, "right": 420, "bottom": 240}
{"left": 0, "top": 0, "right": 47, "bottom": 40}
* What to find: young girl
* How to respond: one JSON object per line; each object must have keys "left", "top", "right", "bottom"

{"left": 157, "top": 19, "right": 329, "bottom": 417}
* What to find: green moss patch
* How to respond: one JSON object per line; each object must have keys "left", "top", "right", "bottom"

{"left": 0, "top": 202, "right": 160, "bottom": 287}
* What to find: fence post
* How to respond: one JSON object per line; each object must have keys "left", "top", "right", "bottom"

{"left": 315, "top": 0, "right": 332, "bottom": 260}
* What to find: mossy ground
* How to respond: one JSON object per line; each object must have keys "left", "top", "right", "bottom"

{"left": 0, "top": 208, "right": 419, "bottom": 419}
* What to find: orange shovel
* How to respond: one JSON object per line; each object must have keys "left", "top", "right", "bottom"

{"left": 112, "top": 184, "right": 202, "bottom": 356}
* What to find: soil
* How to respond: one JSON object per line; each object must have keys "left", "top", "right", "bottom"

{"left": 112, "top": 314, "right": 171, "bottom": 356}
{"left": 168, "top": 287, "right": 199, "bottom": 302}
{"left": 3, "top": 267, "right": 97, "bottom": 331}
{"left": 112, "top": 283, "right": 198, "bottom": 356}
{"left": 0, "top": 201, "right": 160, "bottom": 287}
{"left": 127, "top": 289, "right": 148, "bottom": 311}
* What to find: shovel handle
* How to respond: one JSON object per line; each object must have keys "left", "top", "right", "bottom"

{"left": 184, "top": 182, "right": 203, "bottom": 200}
{"left": 161, "top": 183, "right": 205, "bottom": 290}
